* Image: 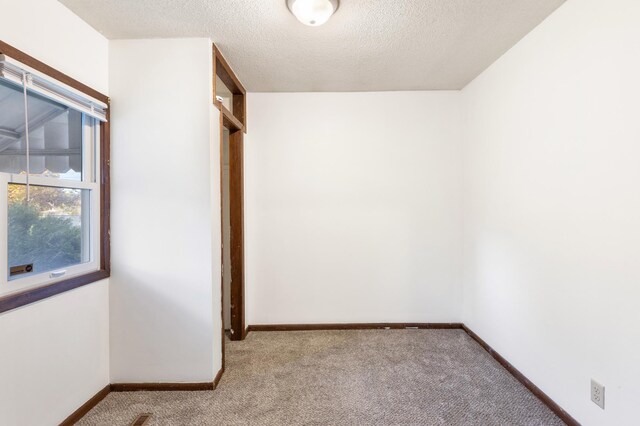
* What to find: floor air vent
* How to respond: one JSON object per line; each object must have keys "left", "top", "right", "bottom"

{"left": 130, "top": 413, "right": 152, "bottom": 425}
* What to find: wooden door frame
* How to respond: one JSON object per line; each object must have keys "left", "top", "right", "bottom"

{"left": 227, "top": 128, "right": 245, "bottom": 340}
{"left": 213, "top": 44, "right": 247, "bottom": 352}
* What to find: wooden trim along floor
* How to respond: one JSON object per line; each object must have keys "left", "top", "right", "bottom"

{"left": 110, "top": 382, "right": 215, "bottom": 392}
{"left": 461, "top": 325, "right": 580, "bottom": 426}
{"left": 59, "top": 385, "right": 111, "bottom": 426}
{"left": 59, "top": 367, "right": 225, "bottom": 425}
{"left": 247, "top": 323, "right": 463, "bottom": 332}
{"left": 213, "top": 366, "right": 225, "bottom": 389}
{"left": 60, "top": 327, "right": 578, "bottom": 425}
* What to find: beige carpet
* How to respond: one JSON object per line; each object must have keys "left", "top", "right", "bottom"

{"left": 78, "top": 329, "right": 564, "bottom": 425}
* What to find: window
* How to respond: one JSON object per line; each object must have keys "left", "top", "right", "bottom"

{"left": 8, "top": 184, "right": 91, "bottom": 279}
{"left": 0, "top": 43, "right": 110, "bottom": 311}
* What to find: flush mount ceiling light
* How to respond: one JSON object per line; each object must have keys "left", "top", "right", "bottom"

{"left": 287, "top": 0, "right": 339, "bottom": 26}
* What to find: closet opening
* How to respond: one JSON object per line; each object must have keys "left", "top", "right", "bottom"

{"left": 213, "top": 43, "right": 247, "bottom": 356}
{"left": 221, "top": 125, "right": 244, "bottom": 341}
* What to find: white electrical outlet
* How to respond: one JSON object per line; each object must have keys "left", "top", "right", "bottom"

{"left": 591, "top": 379, "right": 605, "bottom": 409}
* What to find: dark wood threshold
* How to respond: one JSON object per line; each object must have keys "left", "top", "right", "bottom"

{"left": 247, "top": 322, "right": 463, "bottom": 332}
{"left": 461, "top": 325, "right": 579, "bottom": 426}
{"left": 59, "top": 384, "right": 110, "bottom": 426}
{"left": 0, "top": 270, "right": 110, "bottom": 314}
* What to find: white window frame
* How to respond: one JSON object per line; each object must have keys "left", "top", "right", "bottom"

{"left": 0, "top": 113, "right": 102, "bottom": 298}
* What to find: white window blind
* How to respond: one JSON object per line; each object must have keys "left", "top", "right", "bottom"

{"left": 0, "top": 54, "right": 107, "bottom": 122}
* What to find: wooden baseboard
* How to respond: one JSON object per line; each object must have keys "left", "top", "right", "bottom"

{"left": 247, "top": 322, "right": 464, "bottom": 332}
{"left": 61, "top": 326, "right": 577, "bottom": 425}
{"left": 461, "top": 325, "right": 579, "bottom": 426}
{"left": 59, "top": 384, "right": 110, "bottom": 426}
{"left": 110, "top": 382, "right": 214, "bottom": 392}
{"left": 213, "top": 367, "right": 224, "bottom": 389}
{"left": 111, "top": 367, "right": 225, "bottom": 393}
{"left": 63, "top": 370, "right": 225, "bottom": 424}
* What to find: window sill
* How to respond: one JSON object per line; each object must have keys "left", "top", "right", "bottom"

{"left": 0, "top": 269, "right": 110, "bottom": 314}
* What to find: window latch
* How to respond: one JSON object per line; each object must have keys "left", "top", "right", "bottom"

{"left": 50, "top": 270, "right": 67, "bottom": 279}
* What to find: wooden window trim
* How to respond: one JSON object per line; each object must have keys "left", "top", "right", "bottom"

{"left": 213, "top": 44, "right": 246, "bottom": 133}
{"left": 0, "top": 40, "right": 110, "bottom": 314}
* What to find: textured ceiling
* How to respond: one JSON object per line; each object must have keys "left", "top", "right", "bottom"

{"left": 59, "top": 0, "right": 565, "bottom": 92}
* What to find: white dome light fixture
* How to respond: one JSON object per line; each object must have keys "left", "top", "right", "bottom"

{"left": 287, "top": 0, "right": 339, "bottom": 27}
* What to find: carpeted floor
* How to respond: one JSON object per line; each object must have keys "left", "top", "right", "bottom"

{"left": 78, "top": 329, "right": 564, "bottom": 425}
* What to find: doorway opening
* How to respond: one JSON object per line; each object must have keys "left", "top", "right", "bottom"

{"left": 221, "top": 125, "right": 244, "bottom": 341}
{"left": 213, "top": 44, "right": 247, "bottom": 352}
{"left": 222, "top": 128, "right": 231, "bottom": 337}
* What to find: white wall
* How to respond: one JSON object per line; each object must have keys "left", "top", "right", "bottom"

{"left": 0, "top": 281, "right": 109, "bottom": 425}
{"left": 109, "top": 38, "right": 221, "bottom": 383}
{"left": 0, "top": 0, "right": 108, "bottom": 94}
{"left": 462, "top": 0, "right": 640, "bottom": 424}
{"left": 0, "top": 1, "right": 110, "bottom": 425}
{"left": 245, "top": 92, "right": 463, "bottom": 325}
